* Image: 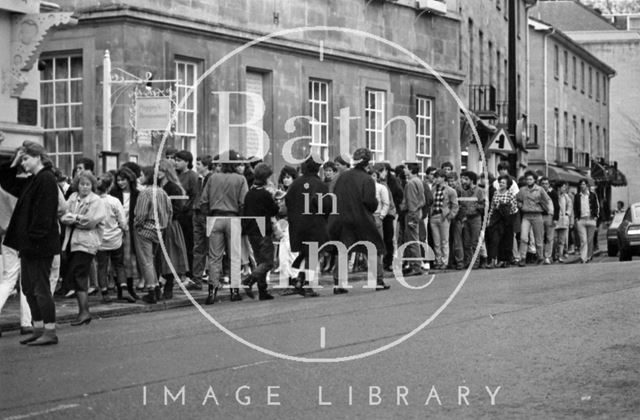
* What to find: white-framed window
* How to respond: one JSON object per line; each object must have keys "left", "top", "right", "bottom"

{"left": 416, "top": 96, "right": 433, "bottom": 169}
{"left": 365, "top": 89, "right": 386, "bottom": 162}
{"left": 309, "top": 79, "right": 329, "bottom": 161}
{"left": 175, "top": 60, "right": 198, "bottom": 155}
{"left": 40, "top": 55, "right": 83, "bottom": 176}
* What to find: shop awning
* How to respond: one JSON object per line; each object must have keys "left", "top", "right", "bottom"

{"left": 591, "top": 160, "right": 628, "bottom": 187}
{"left": 529, "top": 164, "right": 588, "bottom": 186}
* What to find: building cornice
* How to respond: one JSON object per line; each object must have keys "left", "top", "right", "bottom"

{"left": 68, "top": 5, "right": 465, "bottom": 85}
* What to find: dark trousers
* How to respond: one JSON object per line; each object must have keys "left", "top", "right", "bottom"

{"left": 382, "top": 215, "right": 395, "bottom": 268}
{"left": 488, "top": 215, "right": 515, "bottom": 262}
{"left": 449, "top": 219, "right": 464, "bottom": 266}
{"left": 177, "top": 211, "right": 194, "bottom": 276}
{"left": 96, "top": 247, "right": 125, "bottom": 289}
{"left": 462, "top": 215, "right": 482, "bottom": 265}
{"left": 21, "top": 255, "right": 55, "bottom": 324}
{"left": 248, "top": 233, "right": 274, "bottom": 292}
{"left": 192, "top": 211, "right": 208, "bottom": 283}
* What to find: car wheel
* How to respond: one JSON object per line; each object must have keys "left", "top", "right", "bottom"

{"left": 607, "top": 241, "right": 618, "bottom": 257}
{"left": 619, "top": 247, "right": 632, "bottom": 262}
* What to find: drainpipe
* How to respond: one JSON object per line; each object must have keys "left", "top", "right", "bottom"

{"left": 543, "top": 27, "right": 556, "bottom": 177}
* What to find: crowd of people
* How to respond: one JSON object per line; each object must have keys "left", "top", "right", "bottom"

{"left": 0, "top": 140, "right": 605, "bottom": 345}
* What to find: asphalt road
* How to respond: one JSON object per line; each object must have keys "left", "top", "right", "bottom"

{"left": 1, "top": 259, "right": 639, "bottom": 420}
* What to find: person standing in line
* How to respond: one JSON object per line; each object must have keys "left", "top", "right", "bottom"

{"left": 95, "top": 173, "right": 127, "bottom": 303}
{"left": 199, "top": 150, "right": 248, "bottom": 304}
{"left": 553, "top": 181, "right": 572, "bottom": 262}
{"left": 188, "top": 155, "right": 213, "bottom": 291}
{"left": 539, "top": 177, "right": 556, "bottom": 264}
{"left": 134, "top": 166, "right": 173, "bottom": 304}
{"left": 241, "top": 163, "right": 278, "bottom": 301}
{"left": 60, "top": 171, "right": 106, "bottom": 326}
{"left": 109, "top": 167, "right": 140, "bottom": 301}
{"left": 459, "top": 171, "right": 485, "bottom": 269}
{"left": 487, "top": 175, "right": 519, "bottom": 268}
{"left": 2, "top": 143, "right": 61, "bottom": 344}
{"left": 286, "top": 156, "right": 333, "bottom": 297}
{"left": 493, "top": 162, "right": 520, "bottom": 263}
{"left": 371, "top": 165, "right": 390, "bottom": 239}
{"left": 174, "top": 150, "right": 198, "bottom": 283}
{"left": 515, "top": 171, "right": 552, "bottom": 267}
{"left": 573, "top": 179, "right": 599, "bottom": 263}
{"left": 157, "top": 160, "right": 189, "bottom": 300}
{"left": 328, "top": 148, "right": 390, "bottom": 291}
{"left": 429, "top": 170, "right": 459, "bottom": 270}
{"left": 374, "top": 162, "right": 397, "bottom": 272}
{"left": 400, "top": 161, "right": 425, "bottom": 277}
{"left": 447, "top": 172, "right": 464, "bottom": 270}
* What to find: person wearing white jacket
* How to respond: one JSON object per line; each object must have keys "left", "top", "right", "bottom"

{"left": 60, "top": 171, "right": 106, "bottom": 326}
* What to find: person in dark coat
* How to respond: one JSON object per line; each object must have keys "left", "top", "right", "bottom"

{"left": 328, "top": 148, "right": 390, "bottom": 291}
{"left": 2, "top": 142, "right": 61, "bottom": 345}
{"left": 285, "top": 156, "right": 332, "bottom": 297}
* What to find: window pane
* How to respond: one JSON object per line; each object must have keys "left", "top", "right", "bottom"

{"left": 44, "top": 131, "right": 56, "bottom": 152}
{"left": 55, "top": 106, "right": 69, "bottom": 128}
{"left": 321, "top": 83, "right": 327, "bottom": 102}
{"left": 55, "top": 81, "right": 68, "bottom": 103}
{"left": 70, "top": 105, "right": 83, "bottom": 127}
{"left": 60, "top": 155, "right": 72, "bottom": 178}
{"left": 187, "top": 114, "right": 194, "bottom": 134}
{"left": 186, "top": 90, "right": 194, "bottom": 110}
{"left": 58, "top": 131, "right": 70, "bottom": 153}
{"left": 70, "top": 56, "right": 82, "bottom": 78}
{"left": 177, "top": 63, "right": 185, "bottom": 85}
{"left": 41, "top": 82, "right": 53, "bottom": 105}
{"left": 72, "top": 131, "right": 83, "bottom": 153}
{"left": 42, "top": 59, "right": 53, "bottom": 80}
{"left": 42, "top": 107, "right": 53, "bottom": 128}
{"left": 70, "top": 80, "right": 82, "bottom": 103}
{"left": 55, "top": 57, "right": 68, "bottom": 79}
{"left": 187, "top": 66, "right": 195, "bottom": 85}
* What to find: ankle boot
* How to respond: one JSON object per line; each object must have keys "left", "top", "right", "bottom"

{"left": 230, "top": 288, "right": 243, "bottom": 302}
{"left": 258, "top": 289, "right": 274, "bottom": 300}
{"left": 101, "top": 290, "right": 112, "bottom": 303}
{"left": 119, "top": 283, "right": 136, "bottom": 303}
{"left": 142, "top": 287, "right": 159, "bottom": 304}
{"left": 27, "top": 328, "right": 58, "bottom": 346}
{"left": 20, "top": 327, "right": 44, "bottom": 345}
{"left": 116, "top": 283, "right": 123, "bottom": 300}
{"left": 126, "top": 278, "right": 139, "bottom": 301}
{"left": 205, "top": 285, "right": 218, "bottom": 305}
{"left": 163, "top": 277, "right": 174, "bottom": 300}
{"left": 71, "top": 291, "right": 92, "bottom": 326}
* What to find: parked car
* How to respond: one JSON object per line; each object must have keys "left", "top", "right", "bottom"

{"left": 607, "top": 212, "right": 625, "bottom": 256}
{"left": 616, "top": 202, "right": 640, "bottom": 261}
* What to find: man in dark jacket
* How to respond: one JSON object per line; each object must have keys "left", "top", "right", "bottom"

{"left": 2, "top": 142, "right": 61, "bottom": 345}
{"left": 285, "top": 156, "right": 332, "bottom": 297}
{"left": 573, "top": 178, "right": 599, "bottom": 263}
{"left": 328, "top": 148, "right": 390, "bottom": 291}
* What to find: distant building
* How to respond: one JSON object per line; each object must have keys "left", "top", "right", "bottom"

{"left": 0, "top": 1, "right": 74, "bottom": 160}
{"left": 533, "top": 0, "right": 634, "bottom": 214}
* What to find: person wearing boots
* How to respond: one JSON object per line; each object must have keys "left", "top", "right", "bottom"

{"left": 199, "top": 150, "right": 248, "bottom": 304}
{"left": 286, "top": 155, "right": 333, "bottom": 297}
{"left": 133, "top": 166, "right": 172, "bottom": 303}
{"left": 157, "top": 160, "right": 189, "bottom": 300}
{"left": 328, "top": 148, "right": 391, "bottom": 292}
{"left": 241, "top": 163, "right": 279, "bottom": 300}
{"left": 60, "top": 171, "right": 106, "bottom": 326}
{"left": 109, "top": 167, "right": 140, "bottom": 302}
{"left": 2, "top": 142, "right": 61, "bottom": 345}
{"left": 95, "top": 173, "right": 128, "bottom": 303}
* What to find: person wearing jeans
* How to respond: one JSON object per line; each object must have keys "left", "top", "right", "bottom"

{"left": 573, "top": 179, "right": 599, "bottom": 263}
{"left": 516, "top": 171, "right": 552, "bottom": 267}
{"left": 459, "top": 171, "right": 485, "bottom": 268}
{"left": 429, "top": 170, "right": 459, "bottom": 269}
{"left": 539, "top": 177, "right": 556, "bottom": 264}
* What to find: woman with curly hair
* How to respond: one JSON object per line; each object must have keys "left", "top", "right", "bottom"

{"left": 60, "top": 171, "right": 107, "bottom": 325}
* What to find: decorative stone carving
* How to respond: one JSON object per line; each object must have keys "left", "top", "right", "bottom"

{"left": 9, "top": 12, "right": 75, "bottom": 97}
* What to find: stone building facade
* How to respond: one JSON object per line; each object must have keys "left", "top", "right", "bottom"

{"left": 39, "top": 0, "right": 470, "bottom": 176}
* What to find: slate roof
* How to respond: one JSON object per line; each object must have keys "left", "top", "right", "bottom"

{"left": 531, "top": 0, "right": 619, "bottom": 31}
